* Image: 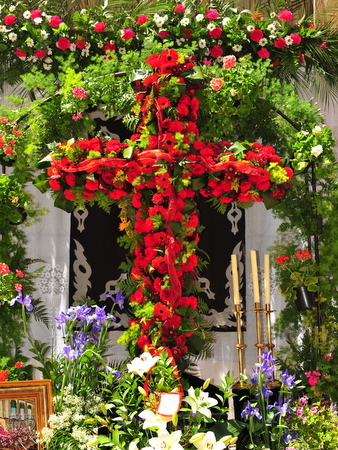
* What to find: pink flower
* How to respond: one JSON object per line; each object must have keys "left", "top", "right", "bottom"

{"left": 72, "top": 112, "right": 83, "bottom": 121}
{"left": 308, "top": 376, "right": 319, "bottom": 385}
{"left": 208, "top": 27, "right": 223, "bottom": 38}
{"left": 72, "top": 87, "right": 88, "bottom": 98}
{"left": 3, "top": 14, "right": 16, "bottom": 26}
{"left": 16, "top": 270, "right": 24, "bottom": 277}
{"left": 34, "top": 49, "right": 47, "bottom": 58}
{"left": 291, "top": 33, "right": 302, "bottom": 44}
{"left": 274, "top": 37, "right": 286, "bottom": 48}
{"left": 93, "top": 22, "right": 106, "bottom": 32}
{"left": 205, "top": 9, "right": 219, "bottom": 20}
{"left": 320, "top": 41, "right": 327, "bottom": 48}
{"left": 325, "top": 355, "right": 332, "bottom": 361}
{"left": 210, "top": 78, "right": 224, "bottom": 91}
{"left": 309, "top": 23, "right": 315, "bottom": 29}
{"left": 56, "top": 37, "right": 71, "bottom": 50}
{"left": 223, "top": 55, "right": 236, "bottom": 69}
{"left": 49, "top": 15, "right": 63, "bottom": 28}
{"left": 209, "top": 44, "right": 223, "bottom": 58}
{"left": 174, "top": 4, "right": 185, "bottom": 13}
{"left": 298, "top": 52, "right": 305, "bottom": 63}
{"left": 278, "top": 10, "right": 293, "bottom": 21}
{"left": 137, "top": 15, "right": 149, "bottom": 25}
{"left": 30, "top": 10, "right": 42, "bottom": 19}
{"left": 257, "top": 48, "right": 270, "bottom": 59}
{"left": 250, "top": 29, "right": 264, "bottom": 42}
{"left": 121, "top": 28, "right": 135, "bottom": 41}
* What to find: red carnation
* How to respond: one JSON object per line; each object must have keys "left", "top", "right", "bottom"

{"left": 14, "top": 49, "right": 27, "bottom": 58}
{"left": 278, "top": 10, "right": 293, "bottom": 21}
{"left": 291, "top": 33, "right": 302, "bottom": 44}
{"left": 158, "top": 30, "right": 170, "bottom": 39}
{"left": 121, "top": 28, "right": 135, "bottom": 41}
{"left": 56, "top": 37, "right": 71, "bottom": 50}
{"left": 250, "top": 29, "right": 264, "bottom": 42}
{"left": 137, "top": 14, "right": 149, "bottom": 25}
{"left": 174, "top": 4, "right": 185, "bottom": 13}
{"left": 94, "top": 22, "right": 106, "bottom": 32}
{"left": 49, "top": 15, "right": 63, "bottom": 27}
{"left": 4, "top": 14, "right": 16, "bottom": 25}
{"left": 208, "top": 27, "right": 223, "bottom": 39}
{"left": 34, "top": 49, "right": 47, "bottom": 58}
{"left": 205, "top": 9, "right": 219, "bottom": 20}
{"left": 49, "top": 179, "right": 61, "bottom": 190}
{"left": 75, "top": 40, "right": 86, "bottom": 50}
{"left": 30, "top": 10, "right": 42, "bottom": 19}
{"left": 274, "top": 37, "right": 286, "bottom": 48}
{"left": 257, "top": 48, "right": 270, "bottom": 59}
{"left": 209, "top": 44, "right": 223, "bottom": 58}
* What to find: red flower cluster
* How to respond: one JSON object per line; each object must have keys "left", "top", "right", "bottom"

{"left": 0, "top": 117, "right": 21, "bottom": 161}
{"left": 45, "top": 49, "right": 293, "bottom": 360}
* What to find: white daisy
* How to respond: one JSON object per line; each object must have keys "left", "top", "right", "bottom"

{"left": 222, "top": 17, "right": 231, "bottom": 26}
{"left": 247, "top": 25, "right": 255, "bottom": 32}
{"left": 180, "top": 17, "right": 190, "bottom": 26}
{"left": 285, "top": 35, "right": 293, "bottom": 45}
{"left": 70, "top": 43, "right": 77, "bottom": 52}
{"left": 34, "top": 17, "right": 43, "bottom": 25}
{"left": 118, "top": 47, "right": 126, "bottom": 54}
{"left": 195, "top": 14, "right": 204, "bottom": 22}
{"left": 258, "top": 38, "right": 268, "bottom": 46}
{"left": 267, "top": 23, "right": 276, "bottom": 32}
{"left": 207, "top": 22, "right": 216, "bottom": 31}
{"left": 198, "top": 39, "right": 206, "bottom": 48}
{"left": 26, "top": 38, "right": 34, "bottom": 47}
{"left": 41, "top": 30, "right": 49, "bottom": 39}
{"left": 232, "top": 44, "right": 242, "bottom": 52}
{"left": 0, "top": 26, "right": 7, "bottom": 32}
{"left": 23, "top": 10, "right": 31, "bottom": 19}
{"left": 8, "top": 32, "right": 17, "bottom": 41}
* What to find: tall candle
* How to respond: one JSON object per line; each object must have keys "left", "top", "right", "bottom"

{"left": 231, "top": 254, "right": 240, "bottom": 305}
{"left": 250, "top": 250, "right": 260, "bottom": 304}
{"left": 264, "top": 254, "right": 271, "bottom": 305}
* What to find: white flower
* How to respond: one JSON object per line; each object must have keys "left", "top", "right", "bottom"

{"left": 9, "top": 5, "right": 16, "bottom": 12}
{"left": 70, "top": 43, "right": 77, "bottom": 52}
{"left": 267, "top": 23, "right": 276, "bottom": 32}
{"left": 184, "top": 387, "right": 218, "bottom": 418}
{"left": 45, "top": 57, "right": 53, "bottom": 64}
{"left": 148, "top": 430, "right": 184, "bottom": 450}
{"left": 207, "top": 22, "right": 216, "bottom": 31}
{"left": 258, "top": 38, "right": 268, "bottom": 46}
{"left": 97, "top": 42, "right": 104, "bottom": 48}
{"left": 180, "top": 17, "right": 190, "bottom": 26}
{"left": 27, "top": 55, "right": 37, "bottom": 62}
{"left": 311, "top": 145, "right": 323, "bottom": 157}
{"left": 127, "top": 352, "right": 160, "bottom": 375}
{"left": 23, "top": 10, "right": 31, "bottom": 19}
{"left": 198, "top": 39, "right": 206, "bottom": 48}
{"left": 26, "top": 38, "right": 34, "bottom": 47}
{"left": 247, "top": 25, "right": 255, "bottom": 32}
{"left": 222, "top": 17, "right": 231, "bottom": 26}
{"left": 312, "top": 125, "right": 322, "bottom": 135}
{"left": 191, "top": 432, "right": 226, "bottom": 450}
{"left": 230, "top": 89, "right": 238, "bottom": 96}
{"left": 139, "top": 409, "right": 168, "bottom": 429}
{"left": 47, "top": 47, "right": 53, "bottom": 55}
{"left": 85, "top": 42, "right": 91, "bottom": 49}
{"left": 119, "top": 47, "right": 126, "bottom": 54}
{"left": 34, "top": 17, "right": 43, "bottom": 24}
{"left": 0, "top": 26, "right": 7, "bottom": 32}
{"left": 81, "top": 48, "right": 90, "bottom": 57}
{"left": 232, "top": 44, "right": 242, "bottom": 52}
{"left": 154, "top": 15, "right": 167, "bottom": 28}
{"left": 270, "top": 11, "right": 276, "bottom": 18}
{"left": 216, "top": 56, "right": 223, "bottom": 63}
{"left": 195, "top": 14, "right": 204, "bottom": 22}
{"left": 217, "top": 40, "right": 223, "bottom": 45}
{"left": 41, "top": 30, "right": 49, "bottom": 39}
{"left": 8, "top": 32, "right": 17, "bottom": 41}
{"left": 285, "top": 35, "right": 293, "bottom": 45}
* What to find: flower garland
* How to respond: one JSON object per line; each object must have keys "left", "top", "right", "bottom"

{"left": 40, "top": 49, "right": 293, "bottom": 362}
{"left": 0, "top": 2, "right": 331, "bottom": 79}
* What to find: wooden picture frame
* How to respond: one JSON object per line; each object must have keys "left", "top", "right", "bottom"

{"left": 0, "top": 380, "right": 53, "bottom": 450}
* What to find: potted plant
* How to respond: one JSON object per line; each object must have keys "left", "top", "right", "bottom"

{"left": 275, "top": 250, "right": 319, "bottom": 310}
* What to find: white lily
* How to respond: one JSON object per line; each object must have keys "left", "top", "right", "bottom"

{"left": 139, "top": 409, "right": 168, "bottom": 430}
{"left": 191, "top": 431, "right": 226, "bottom": 450}
{"left": 148, "top": 430, "right": 184, "bottom": 450}
{"left": 127, "top": 352, "right": 160, "bottom": 376}
{"left": 183, "top": 387, "right": 218, "bottom": 418}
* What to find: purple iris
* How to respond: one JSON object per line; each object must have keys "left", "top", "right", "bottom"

{"left": 62, "top": 343, "right": 81, "bottom": 360}
{"left": 280, "top": 369, "right": 296, "bottom": 389}
{"left": 268, "top": 396, "right": 291, "bottom": 417}
{"left": 241, "top": 401, "right": 262, "bottom": 420}
{"left": 10, "top": 291, "right": 33, "bottom": 311}
{"left": 102, "top": 290, "right": 125, "bottom": 309}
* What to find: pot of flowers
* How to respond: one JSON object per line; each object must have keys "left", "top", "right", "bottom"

{"left": 275, "top": 250, "right": 318, "bottom": 311}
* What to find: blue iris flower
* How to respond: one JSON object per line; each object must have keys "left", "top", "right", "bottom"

{"left": 10, "top": 291, "right": 33, "bottom": 311}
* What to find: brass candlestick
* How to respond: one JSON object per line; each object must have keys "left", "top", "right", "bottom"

{"left": 252, "top": 302, "right": 265, "bottom": 358}
{"left": 233, "top": 303, "right": 247, "bottom": 387}
{"left": 265, "top": 303, "right": 275, "bottom": 354}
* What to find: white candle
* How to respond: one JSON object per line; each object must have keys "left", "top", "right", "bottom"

{"left": 250, "top": 250, "right": 260, "bottom": 304}
{"left": 231, "top": 254, "right": 240, "bottom": 305}
{"left": 264, "top": 254, "right": 271, "bottom": 305}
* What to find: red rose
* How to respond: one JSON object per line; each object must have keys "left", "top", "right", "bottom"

{"left": 49, "top": 15, "right": 62, "bottom": 27}
{"left": 209, "top": 44, "right": 223, "bottom": 58}
{"left": 94, "top": 22, "right": 106, "bottom": 32}
{"left": 290, "top": 33, "right": 302, "bottom": 44}
{"left": 65, "top": 174, "right": 76, "bottom": 186}
{"left": 121, "top": 28, "right": 135, "bottom": 41}
{"left": 250, "top": 29, "right": 264, "bottom": 42}
{"left": 278, "top": 10, "right": 293, "bottom": 21}
{"left": 274, "top": 37, "right": 286, "bottom": 48}
{"left": 75, "top": 40, "right": 86, "bottom": 50}
{"left": 49, "top": 179, "right": 61, "bottom": 190}
{"left": 257, "top": 48, "right": 270, "bottom": 59}
{"left": 137, "top": 14, "right": 149, "bottom": 25}
{"left": 56, "top": 37, "right": 71, "bottom": 50}
{"left": 4, "top": 15, "right": 16, "bottom": 25}
{"left": 208, "top": 27, "right": 223, "bottom": 39}
{"left": 85, "top": 179, "right": 99, "bottom": 191}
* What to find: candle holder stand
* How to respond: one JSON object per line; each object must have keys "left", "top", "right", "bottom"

{"left": 234, "top": 303, "right": 246, "bottom": 381}
{"left": 252, "top": 302, "right": 265, "bottom": 358}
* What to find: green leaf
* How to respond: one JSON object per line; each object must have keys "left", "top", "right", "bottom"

{"left": 0, "top": 43, "right": 7, "bottom": 52}
{"left": 187, "top": 333, "right": 205, "bottom": 355}
{"left": 262, "top": 192, "right": 280, "bottom": 209}
{"left": 33, "top": 173, "right": 50, "bottom": 193}
{"left": 191, "top": 174, "right": 208, "bottom": 191}
{"left": 36, "top": 154, "right": 52, "bottom": 169}
{"left": 54, "top": 191, "right": 75, "bottom": 213}
{"left": 123, "top": 146, "right": 134, "bottom": 159}
{"left": 210, "top": 419, "right": 246, "bottom": 439}
{"left": 169, "top": 221, "right": 181, "bottom": 236}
